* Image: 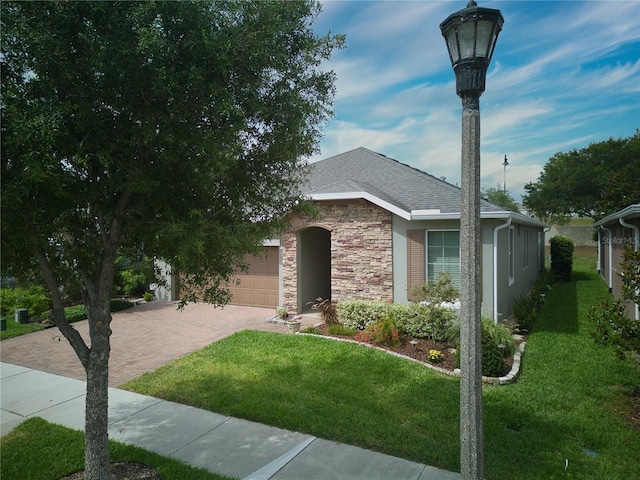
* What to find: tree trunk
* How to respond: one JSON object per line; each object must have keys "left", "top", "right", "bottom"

{"left": 83, "top": 306, "right": 112, "bottom": 480}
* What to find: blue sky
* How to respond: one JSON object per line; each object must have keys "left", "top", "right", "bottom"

{"left": 311, "top": 1, "right": 640, "bottom": 202}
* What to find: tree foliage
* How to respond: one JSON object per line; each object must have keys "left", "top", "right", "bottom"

{"left": 1, "top": 1, "right": 343, "bottom": 477}
{"left": 483, "top": 185, "right": 520, "bottom": 212}
{"left": 522, "top": 131, "right": 640, "bottom": 222}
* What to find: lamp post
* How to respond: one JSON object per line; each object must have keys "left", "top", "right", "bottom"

{"left": 503, "top": 155, "right": 509, "bottom": 193}
{"left": 440, "top": 2, "right": 503, "bottom": 479}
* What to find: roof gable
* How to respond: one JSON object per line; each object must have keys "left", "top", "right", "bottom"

{"left": 303, "top": 147, "right": 505, "bottom": 219}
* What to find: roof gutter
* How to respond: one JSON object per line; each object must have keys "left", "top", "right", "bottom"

{"left": 493, "top": 215, "right": 512, "bottom": 323}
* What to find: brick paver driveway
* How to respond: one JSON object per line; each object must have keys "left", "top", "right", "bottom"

{"left": 0, "top": 302, "right": 317, "bottom": 386}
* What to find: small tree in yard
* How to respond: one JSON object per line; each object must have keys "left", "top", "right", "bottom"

{"left": 410, "top": 273, "right": 459, "bottom": 348}
{"left": 1, "top": 2, "right": 343, "bottom": 478}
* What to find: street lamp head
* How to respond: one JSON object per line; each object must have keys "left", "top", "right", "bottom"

{"left": 503, "top": 154, "right": 509, "bottom": 167}
{"left": 440, "top": 1, "right": 504, "bottom": 99}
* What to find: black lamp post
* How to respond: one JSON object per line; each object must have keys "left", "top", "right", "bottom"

{"left": 440, "top": 2, "right": 503, "bottom": 479}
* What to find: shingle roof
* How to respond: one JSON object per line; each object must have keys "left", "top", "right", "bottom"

{"left": 303, "top": 147, "right": 505, "bottom": 217}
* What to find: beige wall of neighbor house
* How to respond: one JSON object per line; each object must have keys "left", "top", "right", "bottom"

{"left": 597, "top": 209, "right": 640, "bottom": 320}
{"left": 282, "top": 200, "right": 393, "bottom": 313}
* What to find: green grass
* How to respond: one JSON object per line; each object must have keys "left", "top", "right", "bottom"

{"left": 124, "top": 249, "right": 640, "bottom": 479}
{"left": 124, "top": 330, "right": 462, "bottom": 468}
{"left": 0, "top": 318, "right": 43, "bottom": 340}
{"left": 0, "top": 418, "right": 234, "bottom": 480}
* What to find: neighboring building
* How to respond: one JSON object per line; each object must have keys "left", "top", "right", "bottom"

{"left": 594, "top": 203, "right": 640, "bottom": 320}
{"left": 167, "top": 147, "right": 548, "bottom": 323}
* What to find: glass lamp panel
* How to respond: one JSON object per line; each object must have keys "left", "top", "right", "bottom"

{"left": 475, "top": 20, "right": 495, "bottom": 57}
{"left": 457, "top": 21, "right": 477, "bottom": 60}
{"left": 445, "top": 28, "right": 460, "bottom": 63}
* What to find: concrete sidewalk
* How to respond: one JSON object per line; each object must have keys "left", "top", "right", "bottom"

{"left": 1, "top": 362, "right": 460, "bottom": 480}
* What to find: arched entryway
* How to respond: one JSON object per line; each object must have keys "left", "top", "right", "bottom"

{"left": 297, "top": 227, "right": 331, "bottom": 313}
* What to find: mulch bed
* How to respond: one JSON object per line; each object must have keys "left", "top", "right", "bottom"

{"left": 58, "top": 461, "right": 162, "bottom": 480}
{"left": 312, "top": 324, "right": 521, "bottom": 378}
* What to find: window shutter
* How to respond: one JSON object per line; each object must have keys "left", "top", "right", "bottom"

{"left": 407, "top": 230, "right": 425, "bottom": 301}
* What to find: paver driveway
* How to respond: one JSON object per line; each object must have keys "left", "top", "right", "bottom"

{"left": 0, "top": 302, "right": 317, "bottom": 386}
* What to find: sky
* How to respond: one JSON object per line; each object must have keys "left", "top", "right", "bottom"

{"left": 310, "top": 0, "right": 640, "bottom": 203}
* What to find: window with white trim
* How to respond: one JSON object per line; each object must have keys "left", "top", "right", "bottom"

{"left": 427, "top": 230, "right": 460, "bottom": 289}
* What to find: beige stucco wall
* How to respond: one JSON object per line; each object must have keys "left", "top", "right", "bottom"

{"left": 281, "top": 201, "right": 393, "bottom": 313}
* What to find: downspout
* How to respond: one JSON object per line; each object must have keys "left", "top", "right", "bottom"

{"left": 600, "top": 225, "right": 613, "bottom": 292}
{"left": 493, "top": 216, "right": 512, "bottom": 323}
{"left": 543, "top": 226, "right": 551, "bottom": 271}
{"left": 619, "top": 217, "right": 639, "bottom": 320}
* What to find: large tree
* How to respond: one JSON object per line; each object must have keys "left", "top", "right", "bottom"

{"left": 482, "top": 185, "right": 520, "bottom": 213}
{"left": 1, "top": 2, "right": 343, "bottom": 478}
{"left": 523, "top": 131, "right": 640, "bottom": 222}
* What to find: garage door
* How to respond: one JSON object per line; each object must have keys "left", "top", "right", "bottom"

{"left": 228, "top": 247, "right": 279, "bottom": 308}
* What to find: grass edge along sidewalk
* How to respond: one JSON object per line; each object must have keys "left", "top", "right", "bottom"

{"left": 0, "top": 417, "right": 234, "bottom": 480}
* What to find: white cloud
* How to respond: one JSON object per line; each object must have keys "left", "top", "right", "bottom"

{"left": 314, "top": 1, "right": 640, "bottom": 204}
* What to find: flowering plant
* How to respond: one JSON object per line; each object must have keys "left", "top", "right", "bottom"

{"left": 428, "top": 349, "right": 443, "bottom": 363}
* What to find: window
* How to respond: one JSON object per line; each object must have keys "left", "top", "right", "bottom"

{"left": 427, "top": 230, "right": 460, "bottom": 289}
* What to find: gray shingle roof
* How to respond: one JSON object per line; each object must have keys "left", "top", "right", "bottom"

{"left": 303, "top": 147, "right": 505, "bottom": 216}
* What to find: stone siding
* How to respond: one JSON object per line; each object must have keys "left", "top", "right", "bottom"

{"left": 282, "top": 201, "right": 393, "bottom": 309}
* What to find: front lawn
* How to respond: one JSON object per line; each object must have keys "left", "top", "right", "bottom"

{"left": 123, "top": 252, "right": 640, "bottom": 479}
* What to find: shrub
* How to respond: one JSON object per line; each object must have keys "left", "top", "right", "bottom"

{"left": 354, "top": 311, "right": 401, "bottom": 347}
{"left": 300, "top": 326, "right": 322, "bottom": 335}
{"left": 451, "top": 319, "right": 510, "bottom": 376}
{"left": 589, "top": 299, "right": 640, "bottom": 360}
{"left": 406, "top": 272, "right": 459, "bottom": 346}
{"left": 619, "top": 244, "right": 640, "bottom": 305}
{"left": 308, "top": 297, "right": 339, "bottom": 326}
{"left": 402, "top": 303, "right": 457, "bottom": 343}
{"left": 0, "top": 285, "right": 50, "bottom": 319}
{"left": 337, "top": 300, "right": 390, "bottom": 330}
{"left": 482, "top": 331, "right": 505, "bottom": 377}
{"left": 109, "top": 299, "right": 135, "bottom": 313}
{"left": 550, "top": 236, "right": 573, "bottom": 281}
{"left": 327, "top": 324, "right": 355, "bottom": 336}
{"left": 113, "top": 254, "right": 155, "bottom": 297}
{"left": 482, "top": 317, "right": 517, "bottom": 356}
{"left": 43, "top": 299, "right": 134, "bottom": 323}
{"left": 511, "top": 271, "right": 552, "bottom": 331}
{"left": 63, "top": 305, "right": 87, "bottom": 323}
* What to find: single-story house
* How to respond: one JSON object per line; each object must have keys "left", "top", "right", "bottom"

{"left": 594, "top": 203, "right": 640, "bottom": 320}
{"left": 160, "top": 147, "right": 548, "bottom": 323}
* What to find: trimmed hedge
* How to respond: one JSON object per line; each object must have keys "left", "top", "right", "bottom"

{"left": 336, "top": 300, "right": 457, "bottom": 341}
{"left": 337, "top": 300, "right": 393, "bottom": 330}
{"left": 42, "top": 299, "right": 134, "bottom": 323}
{"left": 550, "top": 235, "right": 573, "bottom": 281}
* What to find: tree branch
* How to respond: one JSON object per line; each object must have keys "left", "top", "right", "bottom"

{"left": 36, "top": 251, "right": 90, "bottom": 367}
